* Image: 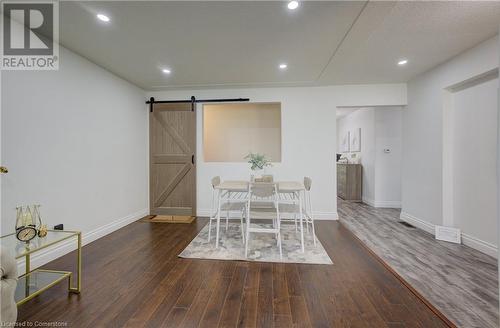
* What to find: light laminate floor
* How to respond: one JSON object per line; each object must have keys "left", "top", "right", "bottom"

{"left": 338, "top": 198, "right": 498, "bottom": 328}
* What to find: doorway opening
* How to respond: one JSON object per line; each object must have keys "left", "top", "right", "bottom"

{"left": 336, "top": 106, "right": 403, "bottom": 209}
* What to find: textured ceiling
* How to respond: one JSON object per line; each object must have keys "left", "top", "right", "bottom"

{"left": 318, "top": 1, "right": 500, "bottom": 85}
{"left": 59, "top": 1, "right": 500, "bottom": 90}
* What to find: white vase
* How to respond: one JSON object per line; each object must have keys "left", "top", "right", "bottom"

{"left": 251, "top": 170, "right": 263, "bottom": 182}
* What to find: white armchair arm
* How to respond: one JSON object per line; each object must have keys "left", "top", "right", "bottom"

{"left": 0, "top": 247, "right": 17, "bottom": 325}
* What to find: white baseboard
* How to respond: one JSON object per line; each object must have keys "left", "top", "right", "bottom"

{"left": 196, "top": 209, "right": 338, "bottom": 220}
{"left": 400, "top": 211, "right": 498, "bottom": 258}
{"left": 374, "top": 200, "right": 401, "bottom": 208}
{"left": 313, "top": 212, "right": 338, "bottom": 220}
{"left": 399, "top": 212, "right": 435, "bottom": 234}
{"left": 196, "top": 209, "right": 212, "bottom": 218}
{"left": 17, "top": 208, "right": 148, "bottom": 273}
{"left": 363, "top": 198, "right": 401, "bottom": 208}
{"left": 462, "top": 233, "right": 498, "bottom": 258}
{"left": 362, "top": 198, "right": 376, "bottom": 207}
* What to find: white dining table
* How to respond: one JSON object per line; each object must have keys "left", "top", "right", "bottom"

{"left": 214, "top": 180, "right": 306, "bottom": 252}
{"left": 215, "top": 180, "right": 304, "bottom": 192}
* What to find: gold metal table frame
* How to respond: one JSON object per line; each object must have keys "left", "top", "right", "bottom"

{"left": 0, "top": 230, "right": 82, "bottom": 306}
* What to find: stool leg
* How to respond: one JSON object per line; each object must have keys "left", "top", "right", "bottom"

{"left": 305, "top": 195, "right": 310, "bottom": 233}
{"left": 310, "top": 193, "right": 317, "bottom": 246}
{"left": 226, "top": 192, "right": 230, "bottom": 231}
{"left": 209, "top": 189, "right": 215, "bottom": 243}
{"left": 216, "top": 191, "right": 221, "bottom": 248}
{"left": 299, "top": 192, "right": 305, "bottom": 253}
{"left": 311, "top": 219, "right": 317, "bottom": 246}
{"left": 245, "top": 211, "right": 250, "bottom": 258}
{"left": 208, "top": 217, "right": 212, "bottom": 242}
{"left": 277, "top": 213, "right": 282, "bottom": 259}
{"left": 278, "top": 231, "right": 283, "bottom": 259}
{"left": 240, "top": 210, "right": 245, "bottom": 244}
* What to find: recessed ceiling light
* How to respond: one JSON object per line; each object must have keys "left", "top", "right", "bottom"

{"left": 279, "top": 63, "right": 288, "bottom": 69}
{"left": 288, "top": 1, "right": 299, "bottom": 10}
{"left": 97, "top": 14, "right": 110, "bottom": 22}
{"left": 398, "top": 59, "right": 408, "bottom": 66}
{"left": 162, "top": 68, "right": 171, "bottom": 74}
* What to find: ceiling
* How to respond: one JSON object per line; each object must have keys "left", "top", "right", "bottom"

{"left": 59, "top": 1, "right": 500, "bottom": 90}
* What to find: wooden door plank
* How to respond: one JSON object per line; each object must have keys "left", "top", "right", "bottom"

{"left": 153, "top": 154, "right": 191, "bottom": 164}
{"left": 154, "top": 163, "right": 191, "bottom": 208}
{"left": 155, "top": 112, "right": 192, "bottom": 155}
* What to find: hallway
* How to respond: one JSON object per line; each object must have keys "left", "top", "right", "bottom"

{"left": 338, "top": 199, "right": 498, "bottom": 328}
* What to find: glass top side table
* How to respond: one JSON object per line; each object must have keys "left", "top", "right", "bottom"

{"left": 0, "top": 230, "right": 82, "bottom": 306}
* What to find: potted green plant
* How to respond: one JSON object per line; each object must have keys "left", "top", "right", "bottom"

{"left": 245, "top": 152, "right": 272, "bottom": 181}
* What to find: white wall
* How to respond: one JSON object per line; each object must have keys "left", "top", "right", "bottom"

{"left": 1, "top": 46, "right": 148, "bottom": 267}
{"left": 374, "top": 108, "right": 403, "bottom": 208}
{"left": 452, "top": 77, "right": 498, "bottom": 247}
{"left": 402, "top": 35, "right": 499, "bottom": 256}
{"left": 497, "top": 25, "right": 500, "bottom": 315}
{"left": 149, "top": 84, "right": 406, "bottom": 219}
{"left": 337, "top": 108, "right": 376, "bottom": 202}
{"left": 337, "top": 107, "right": 402, "bottom": 207}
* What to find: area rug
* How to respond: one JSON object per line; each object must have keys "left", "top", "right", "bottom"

{"left": 179, "top": 222, "right": 333, "bottom": 265}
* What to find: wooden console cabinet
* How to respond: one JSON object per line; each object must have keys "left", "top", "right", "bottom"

{"left": 337, "top": 163, "right": 362, "bottom": 202}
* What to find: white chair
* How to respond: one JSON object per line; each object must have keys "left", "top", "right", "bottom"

{"left": 277, "top": 177, "right": 316, "bottom": 246}
{"left": 245, "top": 182, "right": 282, "bottom": 259}
{"left": 208, "top": 177, "right": 246, "bottom": 246}
{"left": 277, "top": 195, "right": 299, "bottom": 232}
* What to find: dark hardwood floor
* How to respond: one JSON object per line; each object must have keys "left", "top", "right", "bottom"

{"left": 18, "top": 218, "right": 448, "bottom": 327}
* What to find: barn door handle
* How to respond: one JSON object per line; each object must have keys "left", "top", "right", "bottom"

{"left": 0, "top": 166, "right": 8, "bottom": 174}
{"left": 191, "top": 155, "right": 195, "bottom": 165}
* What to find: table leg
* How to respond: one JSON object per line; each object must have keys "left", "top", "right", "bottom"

{"left": 25, "top": 253, "right": 30, "bottom": 275}
{"left": 69, "top": 232, "right": 82, "bottom": 293}
{"left": 25, "top": 253, "right": 30, "bottom": 297}
{"left": 299, "top": 191, "right": 304, "bottom": 253}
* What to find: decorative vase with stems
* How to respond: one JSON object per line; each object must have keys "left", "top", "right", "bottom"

{"left": 245, "top": 152, "right": 272, "bottom": 181}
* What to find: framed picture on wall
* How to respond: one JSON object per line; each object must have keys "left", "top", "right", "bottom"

{"left": 350, "top": 128, "right": 361, "bottom": 152}
{"left": 341, "top": 131, "right": 350, "bottom": 153}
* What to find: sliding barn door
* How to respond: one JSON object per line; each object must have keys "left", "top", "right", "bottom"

{"left": 150, "top": 103, "right": 196, "bottom": 216}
